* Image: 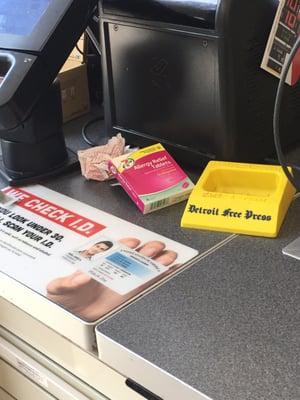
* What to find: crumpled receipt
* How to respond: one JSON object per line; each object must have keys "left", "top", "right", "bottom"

{"left": 78, "top": 134, "right": 125, "bottom": 181}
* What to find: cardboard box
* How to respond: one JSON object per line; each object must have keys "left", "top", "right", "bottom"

{"left": 67, "top": 35, "right": 85, "bottom": 64}
{"left": 59, "top": 60, "right": 90, "bottom": 123}
{"left": 58, "top": 35, "right": 90, "bottom": 122}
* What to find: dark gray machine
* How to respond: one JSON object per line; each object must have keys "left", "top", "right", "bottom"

{"left": 0, "top": 0, "right": 97, "bottom": 184}
{"left": 100, "top": 0, "right": 300, "bottom": 165}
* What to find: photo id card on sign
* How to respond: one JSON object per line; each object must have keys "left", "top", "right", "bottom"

{"left": 64, "top": 236, "right": 168, "bottom": 295}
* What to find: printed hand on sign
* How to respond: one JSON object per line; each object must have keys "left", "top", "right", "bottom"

{"left": 46, "top": 238, "right": 179, "bottom": 322}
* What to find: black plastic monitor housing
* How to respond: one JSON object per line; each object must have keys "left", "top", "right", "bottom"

{"left": 0, "top": 0, "right": 98, "bottom": 185}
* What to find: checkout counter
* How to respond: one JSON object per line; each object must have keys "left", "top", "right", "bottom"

{"left": 0, "top": 1, "right": 299, "bottom": 399}
{"left": 0, "top": 112, "right": 299, "bottom": 400}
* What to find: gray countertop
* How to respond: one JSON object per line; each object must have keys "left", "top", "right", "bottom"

{"left": 1, "top": 113, "right": 299, "bottom": 400}
{"left": 97, "top": 199, "right": 300, "bottom": 400}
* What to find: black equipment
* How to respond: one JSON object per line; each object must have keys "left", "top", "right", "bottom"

{"left": 100, "top": 0, "right": 300, "bottom": 165}
{"left": 0, "top": 0, "right": 97, "bottom": 185}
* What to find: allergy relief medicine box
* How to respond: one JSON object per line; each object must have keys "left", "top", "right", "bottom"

{"left": 109, "top": 144, "right": 194, "bottom": 214}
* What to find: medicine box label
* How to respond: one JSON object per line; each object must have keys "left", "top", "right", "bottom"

{"left": 109, "top": 143, "right": 194, "bottom": 213}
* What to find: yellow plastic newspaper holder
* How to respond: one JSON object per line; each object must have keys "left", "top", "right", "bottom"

{"left": 181, "top": 161, "right": 296, "bottom": 238}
